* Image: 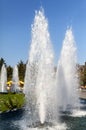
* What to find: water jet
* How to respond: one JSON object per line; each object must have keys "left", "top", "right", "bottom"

{"left": 56, "top": 27, "right": 79, "bottom": 112}
{"left": 24, "top": 8, "right": 58, "bottom": 126}
{"left": 0, "top": 64, "right": 7, "bottom": 93}
{"left": 12, "top": 65, "right": 19, "bottom": 92}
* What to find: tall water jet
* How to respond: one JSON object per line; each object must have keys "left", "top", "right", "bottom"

{"left": 12, "top": 65, "right": 19, "bottom": 92}
{"left": 0, "top": 64, "right": 7, "bottom": 92}
{"left": 24, "top": 8, "right": 57, "bottom": 124}
{"left": 56, "top": 27, "right": 79, "bottom": 111}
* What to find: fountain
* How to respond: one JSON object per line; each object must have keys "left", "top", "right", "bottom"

{"left": 12, "top": 65, "right": 19, "bottom": 92}
{"left": 0, "top": 8, "right": 86, "bottom": 130}
{"left": 22, "top": 8, "right": 81, "bottom": 130}
{"left": 56, "top": 27, "right": 79, "bottom": 112}
{"left": 24, "top": 8, "right": 58, "bottom": 126}
{"left": 0, "top": 64, "right": 7, "bottom": 93}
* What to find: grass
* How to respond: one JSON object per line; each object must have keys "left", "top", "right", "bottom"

{"left": 0, "top": 93, "right": 25, "bottom": 112}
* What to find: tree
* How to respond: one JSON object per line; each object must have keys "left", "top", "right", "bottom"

{"left": 7, "top": 66, "right": 13, "bottom": 81}
{"left": 0, "top": 58, "right": 6, "bottom": 72}
{"left": 17, "top": 60, "right": 26, "bottom": 81}
{"left": 82, "top": 65, "right": 86, "bottom": 85}
{"left": 79, "top": 62, "right": 86, "bottom": 86}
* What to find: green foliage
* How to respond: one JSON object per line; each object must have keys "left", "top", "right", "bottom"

{"left": 7, "top": 66, "right": 13, "bottom": 81}
{"left": 81, "top": 68, "right": 86, "bottom": 86}
{"left": 17, "top": 60, "right": 26, "bottom": 81}
{"left": 4, "top": 97, "right": 20, "bottom": 110}
{"left": 0, "top": 57, "right": 6, "bottom": 72}
{"left": 0, "top": 57, "right": 86, "bottom": 86}
{"left": 79, "top": 63, "right": 86, "bottom": 86}
{"left": 0, "top": 93, "right": 25, "bottom": 112}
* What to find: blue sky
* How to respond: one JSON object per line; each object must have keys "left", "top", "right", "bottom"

{"left": 0, "top": 0, "right": 86, "bottom": 66}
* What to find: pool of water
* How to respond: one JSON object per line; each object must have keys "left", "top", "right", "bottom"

{"left": 0, "top": 99, "right": 86, "bottom": 130}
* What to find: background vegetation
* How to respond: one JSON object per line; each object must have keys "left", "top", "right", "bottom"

{"left": 0, "top": 57, "right": 86, "bottom": 86}
{"left": 0, "top": 58, "right": 26, "bottom": 82}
